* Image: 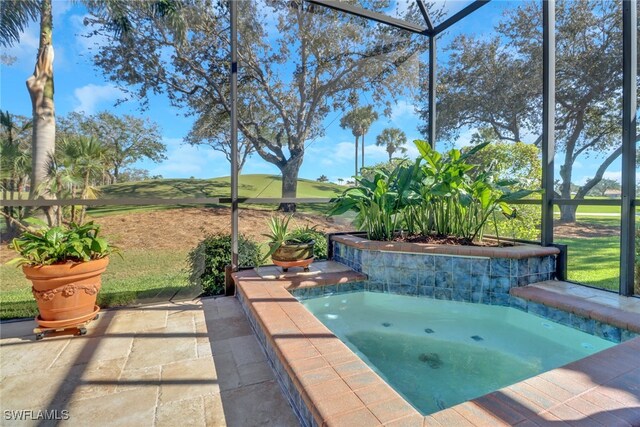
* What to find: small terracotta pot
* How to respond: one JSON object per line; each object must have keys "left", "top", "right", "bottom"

{"left": 23, "top": 257, "right": 109, "bottom": 327}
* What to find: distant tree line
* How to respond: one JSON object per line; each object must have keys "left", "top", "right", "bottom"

{"left": 0, "top": 110, "right": 166, "bottom": 230}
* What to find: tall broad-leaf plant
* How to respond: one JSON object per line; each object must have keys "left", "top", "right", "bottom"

{"left": 330, "top": 139, "right": 538, "bottom": 242}
{"left": 329, "top": 161, "right": 419, "bottom": 241}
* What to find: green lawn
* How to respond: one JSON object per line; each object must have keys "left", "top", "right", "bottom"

{"left": 562, "top": 215, "right": 621, "bottom": 227}
{"left": 555, "top": 236, "right": 620, "bottom": 291}
{"left": 552, "top": 197, "right": 621, "bottom": 215}
{"left": 89, "top": 174, "right": 344, "bottom": 216}
{"left": 0, "top": 249, "right": 194, "bottom": 320}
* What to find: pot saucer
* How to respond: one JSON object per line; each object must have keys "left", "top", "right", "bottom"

{"left": 35, "top": 305, "right": 100, "bottom": 329}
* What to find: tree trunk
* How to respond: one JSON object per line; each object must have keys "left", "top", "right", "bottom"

{"left": 559, "top": 204, "right": 577, "bottom": 222}
{"left": 361, "top": 133, "right": 365, "bottom": 171}
{"left": 278, "top": 154, "right": 303, "bottom": 213}
{"left": 558, "top": 156, "right": 576, "bottom": 222}
{"left": 354, "top": 135, "right": 359, "bottom": 178}
{"left": 79, "top": 172, "right": 90, "bottom": 224}
{"left": 26, "top": 0, "right": 55, "bottom": 223}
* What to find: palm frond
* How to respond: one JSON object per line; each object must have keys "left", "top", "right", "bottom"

{"left": 0, "top": 0, "right": 40, "bottom": 48}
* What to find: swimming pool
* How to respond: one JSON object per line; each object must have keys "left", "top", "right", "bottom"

{"left": 302, "top": 291, "right": 615, "bottom": 415}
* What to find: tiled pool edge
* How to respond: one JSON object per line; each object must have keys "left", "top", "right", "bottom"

{"left": 233, "top": 267, "right": 640, "bottom": 426}
{"left": 233, "top": 269, "right": 432, "bottom": 426}
{"left": 511, "top": 285, "right": 640, "bottom": 342}
{"left": 236, "top": 285, "right": 314, "bottom": 427}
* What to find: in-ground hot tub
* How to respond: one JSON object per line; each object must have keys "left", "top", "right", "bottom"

{"left": 302, "top": 291, "right": 615, "bottom": 415}
{"left": 235, "top": 263, "right": 640, "bottom": 426}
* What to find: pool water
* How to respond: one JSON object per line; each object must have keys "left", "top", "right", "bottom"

{"left": 302, "top": 292, "right": 615, "bottom": 415}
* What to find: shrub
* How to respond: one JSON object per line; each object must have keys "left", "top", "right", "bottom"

{"left": 186, "top": 234, "right": 261, "bottom": 296}
{"left": 493, "top": 204, "right": 541, "bottom": 242}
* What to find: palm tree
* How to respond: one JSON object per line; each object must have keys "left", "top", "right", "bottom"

{"left": 55, "top": 136, "right": 107, "bottom": 224}
{"left": 0, "top": 112, "right": 32, "bottom": 197}
{"left": 0, "top": 111, "right": 32, "bottom": 231}
{"left": 1, "top": 0, "right": 55, "bottom": 206}
{"left": 376, "top": 127, "right": 408, "bottom": 161}
{"left": 1, "top": 0, "right": 183, "bottom": 222}
{"left": 340, "top": 105, "right": 379, "bottom": 177}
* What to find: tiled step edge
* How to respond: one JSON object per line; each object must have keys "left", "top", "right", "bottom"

{"left": 511, "top": 285, "right": 640, "bottom": 334}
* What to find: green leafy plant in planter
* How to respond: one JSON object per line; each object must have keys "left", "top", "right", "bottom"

{"left": 262, "top": 216, "right": 325, "bottom": 271}
{"left": 186, "top": 234, "right": 261, "bottom": 296}
{"left": 9, "top": 219, "right": 116, "bottom": 266}
{"left": 329, "top": 162, "right": 418, "bottom": 241}
{"left": 330, "top": 140, "right": 538, "bottom": 243}
{"left": 8, "top": 219, "right": 118, "bottom": 330}
{"left": 413, "top": 140, "right": 537, "bottom": 242}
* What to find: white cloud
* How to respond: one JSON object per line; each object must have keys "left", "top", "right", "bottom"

{"left": 404, "top": 139, "right": 422, "bottom": 159}
{"left": 52, "top": 1, "right": 73, "bottom": 19}
{"left": 390, "top": 100, "right": 418, "bottom": 124}
{"left": 242, "top": 157, "right": 279, "bottom": 174}
{"left": 603, "top": 171, "right": 622, "bottom": 183}
{"left": 365, "top": 145, "right": 389, "bottom": 168}
{"left": 73, "top": 84, "right": 124, "bottom": 114}
{"left": 332, "top": 141, "right": 358, "bottom": 162}
{"left": 150, "top": 138, "right": 228, "bottom": 178}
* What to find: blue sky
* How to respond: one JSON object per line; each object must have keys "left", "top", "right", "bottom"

{"left": 0, "top": 0, "right": 624, "bottom": 186}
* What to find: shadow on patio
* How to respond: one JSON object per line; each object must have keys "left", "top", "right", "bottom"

{"left": 0, "top": 297, "right": 298, "bottom": 427}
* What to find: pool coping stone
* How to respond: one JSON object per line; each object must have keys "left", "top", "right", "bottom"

{"left": 331, "top": 234, "right": 561, "bottom": 259}
{"left": 511, "top": 282, "right": 640, "bottom": 334}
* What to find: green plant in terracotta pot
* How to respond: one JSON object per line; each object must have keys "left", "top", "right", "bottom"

{"left": 262, "top": 216, "right": 317, "bottom": 272}
{"left": 8, "top": 219, "right": 118, "bottom": 331}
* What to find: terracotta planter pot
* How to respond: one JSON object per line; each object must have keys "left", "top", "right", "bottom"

{"left": 23, "top": 257, "right": 109, "bottom": 327}
{"left": 271, "top": 241, "right": 315, "bottom": 262}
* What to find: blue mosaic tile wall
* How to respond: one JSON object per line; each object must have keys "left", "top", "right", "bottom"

{"left": 236, "top": 289, "right": 317, "bottom": 427}
{"left": 332, "top": 241, "right": 555, "bottom": 305}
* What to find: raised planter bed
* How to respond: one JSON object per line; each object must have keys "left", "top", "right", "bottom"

{"left": 330, "top": 233, "right": 560, "bottom": 306}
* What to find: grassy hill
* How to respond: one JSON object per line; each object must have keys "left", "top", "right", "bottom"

{"left": 89, "top": 175, "right": 345, "bottom": 216}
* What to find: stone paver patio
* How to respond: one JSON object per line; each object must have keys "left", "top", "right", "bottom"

{"left": 0, "top": 297, "right": 299, "bottom": 427}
